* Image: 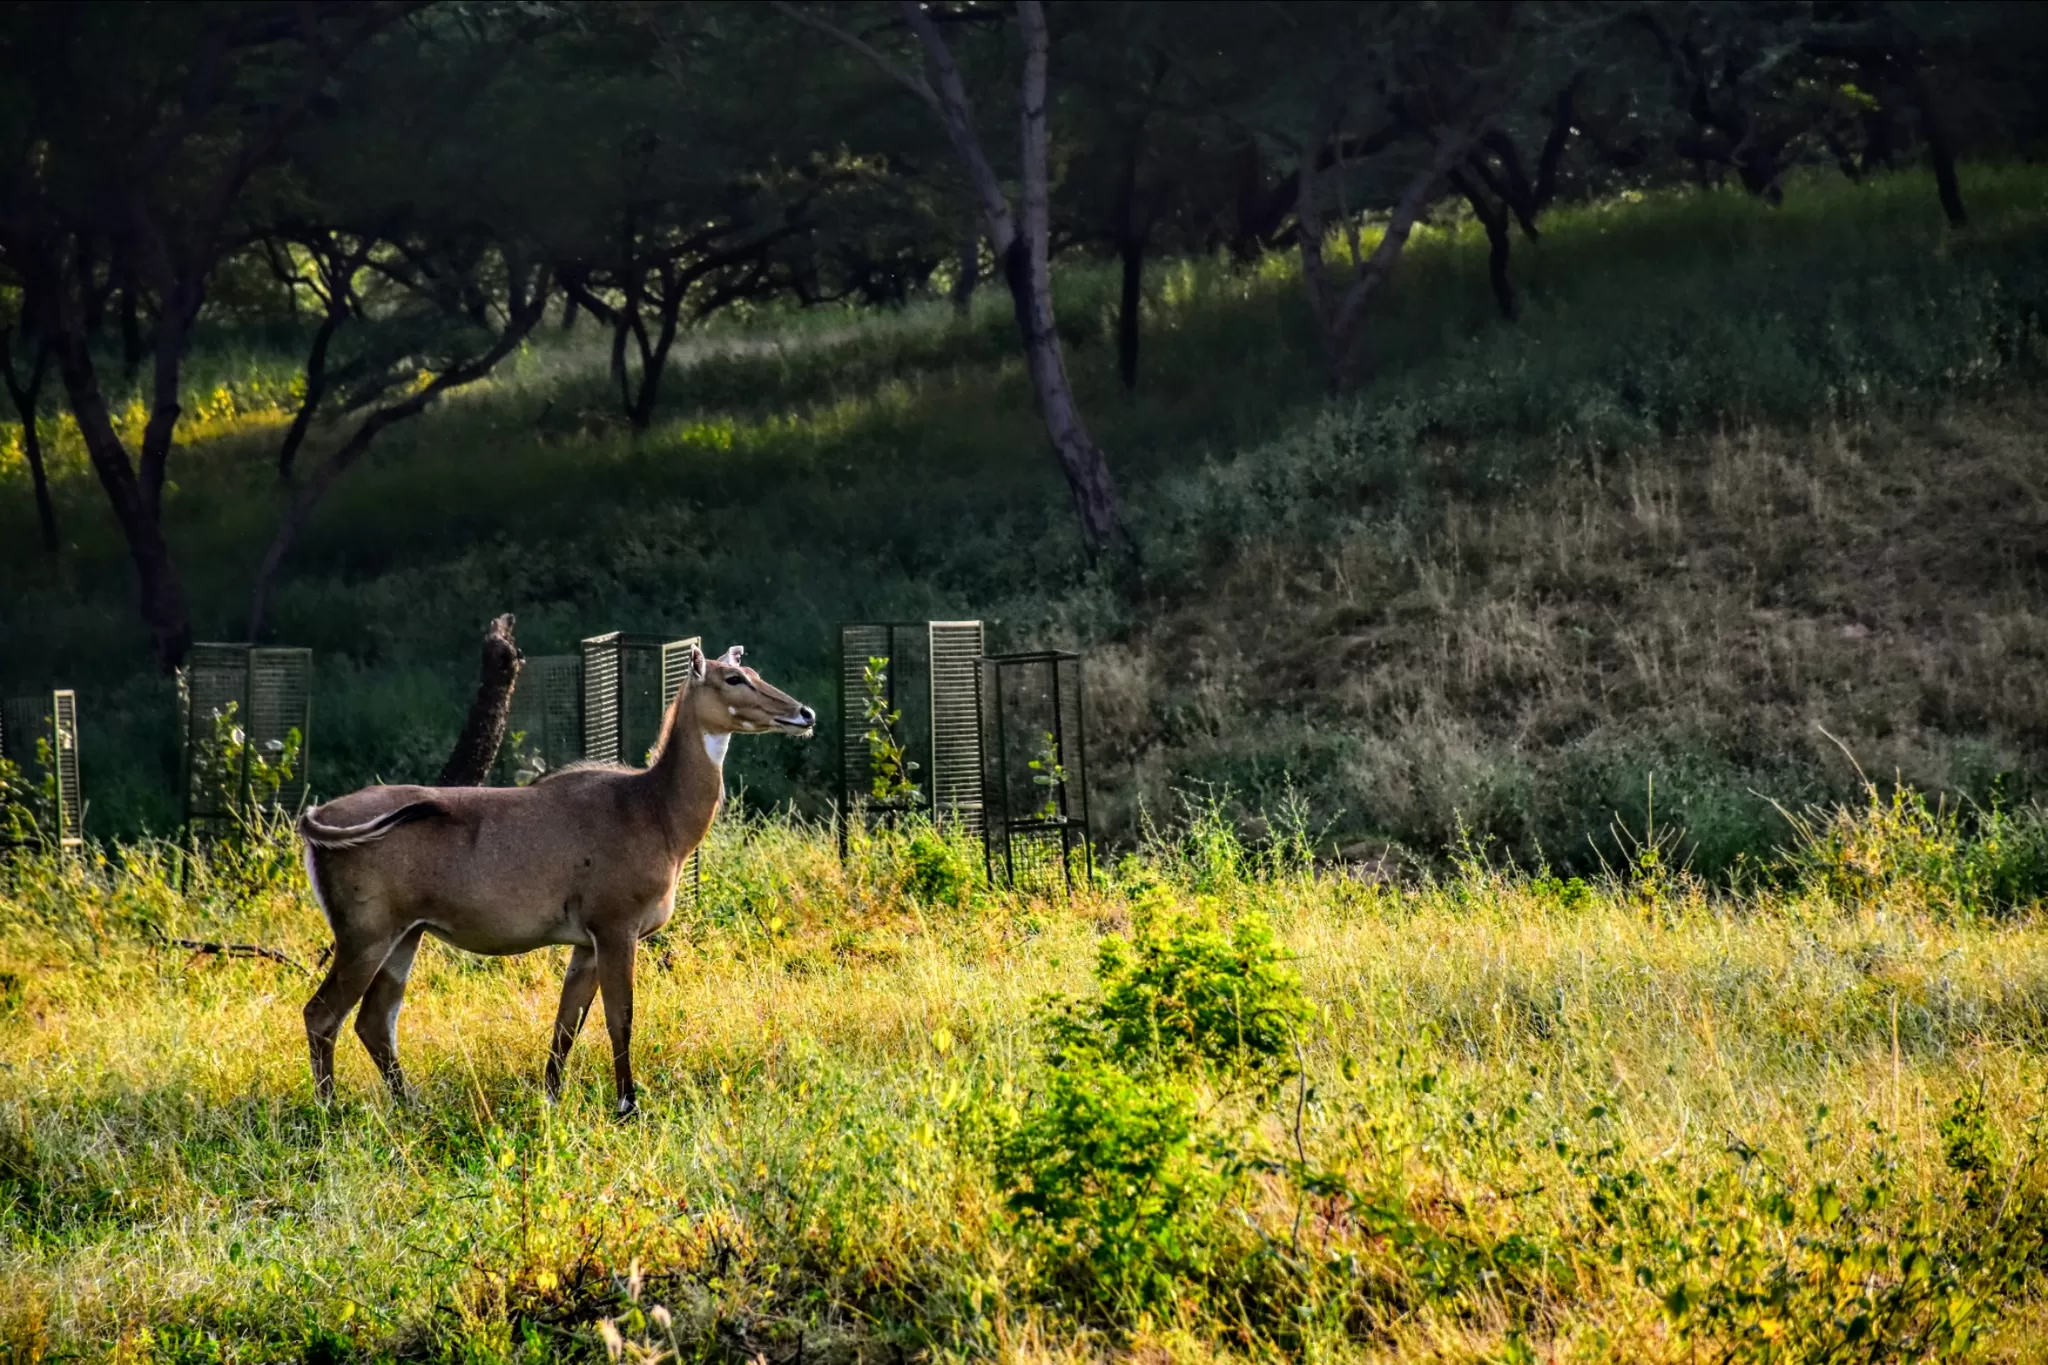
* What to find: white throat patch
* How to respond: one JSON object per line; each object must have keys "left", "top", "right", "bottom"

{"left": 702, "top": 732, "right": 731, "bottom": 764}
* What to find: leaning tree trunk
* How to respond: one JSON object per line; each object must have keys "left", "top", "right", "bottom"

{"left": 1006, "top": 0, "right": 1129, "bottom": 558}
{"left": 627, "top": 280, "right": 686, "bottom": 432}
{"left": 1, "top": 330, "right": 58, "bottom": 554}
{"left": 438, "top": 614, "right": 523, "bottom": 786}
{"left": 45, "top": 300, "right": 192, "bottom": 669}
{"left": 277, "top": 305, "right": 341, "bottom": 480}
{"left": 247, "top": 273, "right": 550, "bottom": 639}
{"left": 784, "top": 0, "right": 1133, "bottom": 559}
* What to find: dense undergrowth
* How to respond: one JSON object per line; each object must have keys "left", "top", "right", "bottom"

{"left": 5, "top": 167, "right": 2048, "bottom": 873}
{"left": 6, "top": 786, "right": 2048, "bottom": 1361}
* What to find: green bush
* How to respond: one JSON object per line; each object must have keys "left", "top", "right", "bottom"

{"left": 991, "top": 910, "right": 1309, "bottom": 1317}
{"left": 993, "top": 1052, "right": 1223, "bottom": 1312}
{"left": 1775, "top": 783, "right": 2048, "bottom": 918}
{"left": 901, "top": 822, "right": 977, "bottom": 910}
{"left": 1056, "top": 912, "right": 1310, "bottom": 1081}
{"left": 1576, "top": 1126, "right": 2003, "bottom": 1363}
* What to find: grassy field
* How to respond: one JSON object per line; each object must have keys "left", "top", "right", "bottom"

{"left": 9, "top": 167, "right": 2048, "bottom": 1358}
{"left": 6, "top": 167, "right": 2048, "bottom": 870}
{"left": 6, "top": 793, "right": 2048, "bottom": 1361}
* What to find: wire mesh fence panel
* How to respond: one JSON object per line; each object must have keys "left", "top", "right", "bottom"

{"left": 180, "top": 643, "right": 254, "bottom": 834}
{"left": 581, "top": 632, "right": 699, "bottom": 769}
{"left": 177, "top": 643, "right": 314, "bottom": 844}
{"left": 1, "top": 691, "right": 80, "bottom": 849}
{"left": 980, "top": 651, "right": 1091, "bottom": 894}
{"left": 837, "top": 621, "right": 976, "bottom": 856}
{"left": 581, "top": 633, "right": 624, "bottom": 764}
{"left": 50, "top": 689, "right": 81, "bottom": 849}
{"left": 503, "top": 654, "right": 582, "bottom": 783}
{"left": 249, "top": 648, "right": 312, "bottom": 812}
{"left": 928, "top": 620, "right": 985, "bottom": 840}
{"left": 838, "top": 623, "right": 891, "bottom": 856}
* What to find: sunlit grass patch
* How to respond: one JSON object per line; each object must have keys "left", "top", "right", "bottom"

{"left": 5, "top": 789, "right": 2048, "bottom": 1360}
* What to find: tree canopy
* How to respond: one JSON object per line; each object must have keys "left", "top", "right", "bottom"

{"left": 2, "top": 0, "right": 2043, "bottom": 666}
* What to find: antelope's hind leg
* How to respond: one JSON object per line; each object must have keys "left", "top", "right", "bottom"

{"left": 543, "top": 943, "right": 599, "bottom": 1102}
{"left": 354, "top": 925, "right": 427, "bottom": 1100}
{"left": 305, "top": 934, "right": 397, "bottom": 1104}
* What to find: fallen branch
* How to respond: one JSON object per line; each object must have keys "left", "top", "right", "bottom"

{"left": 169, "top": 937, "right": 311, "bottom": 975}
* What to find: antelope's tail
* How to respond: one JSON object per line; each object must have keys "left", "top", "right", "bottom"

{"left": 297, "top": 800, "right": 449, "bottom": 851}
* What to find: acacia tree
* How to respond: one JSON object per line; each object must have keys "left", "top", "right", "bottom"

{"left": 245, "top": 246, "right": 553, "bottom": 638}
{"left": 778, "top": 0, "right": 1132, "bottom": 560}
{"left": 0, "top": 3, "right": 410, "bottom": 669}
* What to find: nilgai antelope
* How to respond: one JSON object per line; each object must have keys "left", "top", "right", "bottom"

{"left": 296, "top": 644, "right": 814, "bottom": 1116}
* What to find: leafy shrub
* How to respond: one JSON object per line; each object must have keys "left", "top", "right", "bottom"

{"left": 993, "top": 1052, "right": 1222, "bottom": 1310}
{"left": 0, "top": 747, "right": 58, "bottom": 848}
{"left": 1775, "top": 782, "right": 2048, "bottom": 918}
{"left": 991, "top": 910, "right": 1309, "bottom": 1317}
{"left": 901, "top": 822, "right": 976, "bottom": 909}
{"left": 1055, "top": 912, "right": 1310, "bottom": 1081}
{"left": 1578, "top": 1128, "right": 1997, "bottom": 1363}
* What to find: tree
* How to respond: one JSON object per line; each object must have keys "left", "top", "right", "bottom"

{"left": 778, "top": 0, "right": 1133, "bottom": 560}
{"left": 0, "top": 3, "right": 409, "bottom": 669}
{"left": 1448, "top": 80, "right": 1579, "bottom": 320}
{"left": 263, "top": 227, "right": 381, "bottom": 480}
{"left": 245, "top": 248, "right": 553, "bottom": 637}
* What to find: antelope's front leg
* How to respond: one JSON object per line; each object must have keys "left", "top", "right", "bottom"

{"left": 592, "top": 928, "right": 639, "bottom": 1119}
{"left": 544, "top": 944, "right": 598, "bottom": 1100}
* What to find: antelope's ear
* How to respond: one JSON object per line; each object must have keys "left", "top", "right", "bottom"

{"left": 689, "top": 643, "right": 707, "bottom": 681}
{"left": 718, "top": 644, "right": 745, "bottom": 666}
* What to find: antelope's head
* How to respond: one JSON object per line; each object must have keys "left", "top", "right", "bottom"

{"left": 689, "top": 644, "right": 816, "bottom": 738}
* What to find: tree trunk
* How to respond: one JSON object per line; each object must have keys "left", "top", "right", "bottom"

{"left": 999, "top": 236, "right": 1126, "bottom": 556}
{"left": 1452, "top": 170, "right": 1517, "bottom": 320}
{"left": 119, "top": 283, "right": 144, "bottom": 382}
{"left": 437, "top": 613, "right": 523, "bottom": 786}
{"left": 786, "top": 0, "right": 1132, "bottom": 559}
{"left": 951, "top": 232, "right": 980, "bottom": 314}
{"left": 1, "top": 330, "right": 59, "bottom": 554}
{"left": 609, "top": 309, "right": 633, "bottom": 413}
{"left": 1917, "top": 75, "right": 1967, "bottom": 227}
{"left": 277, "top": 306, "right": 341, "bottom": 480}
{"left": 1006, "top": 0, "right": 1129, "bottom": 558}
{"left": 43, "top": 290, "right": 191, "bottom": 669}
{"left": 1117, "top": 234, "right": 1145, "bottom": 391}
{"left": 561, "top": 292, "right": 580, "bottom": 331}
{"left": 1114, "top": 140, "right": 1146, "bottom": 392}
{"left": 1298, "top": 128, "right": 1474, "bottom": 388}
{"left": 628, "top": 282, "right": 685, "bottom": 432}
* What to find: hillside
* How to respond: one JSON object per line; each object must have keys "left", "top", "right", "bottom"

{"left": 5, "top": 167, "right": 2048, "bottom": 870}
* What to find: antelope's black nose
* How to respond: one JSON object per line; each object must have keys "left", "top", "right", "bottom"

{"left": 798, "top": 705, "right": 817, "bottom": 726}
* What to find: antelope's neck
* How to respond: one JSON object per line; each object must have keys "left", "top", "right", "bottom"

{"left": 649, "top": 693, "right": 725, "bottom": 859}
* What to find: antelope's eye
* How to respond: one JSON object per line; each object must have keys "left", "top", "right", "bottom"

{"left": 724, "top": 674, "right": 746, "bottom": 686}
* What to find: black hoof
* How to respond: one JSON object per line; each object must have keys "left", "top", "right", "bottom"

{"left": 613, "top": 1095, "right": 640, "bottom": 1122}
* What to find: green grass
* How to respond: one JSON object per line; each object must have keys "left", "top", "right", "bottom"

{"left": 6, "top": 792, "right": 2048, "bottom": 1361}
{"left": 4, "top": 166, "right": 2048, "bottom": 868}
